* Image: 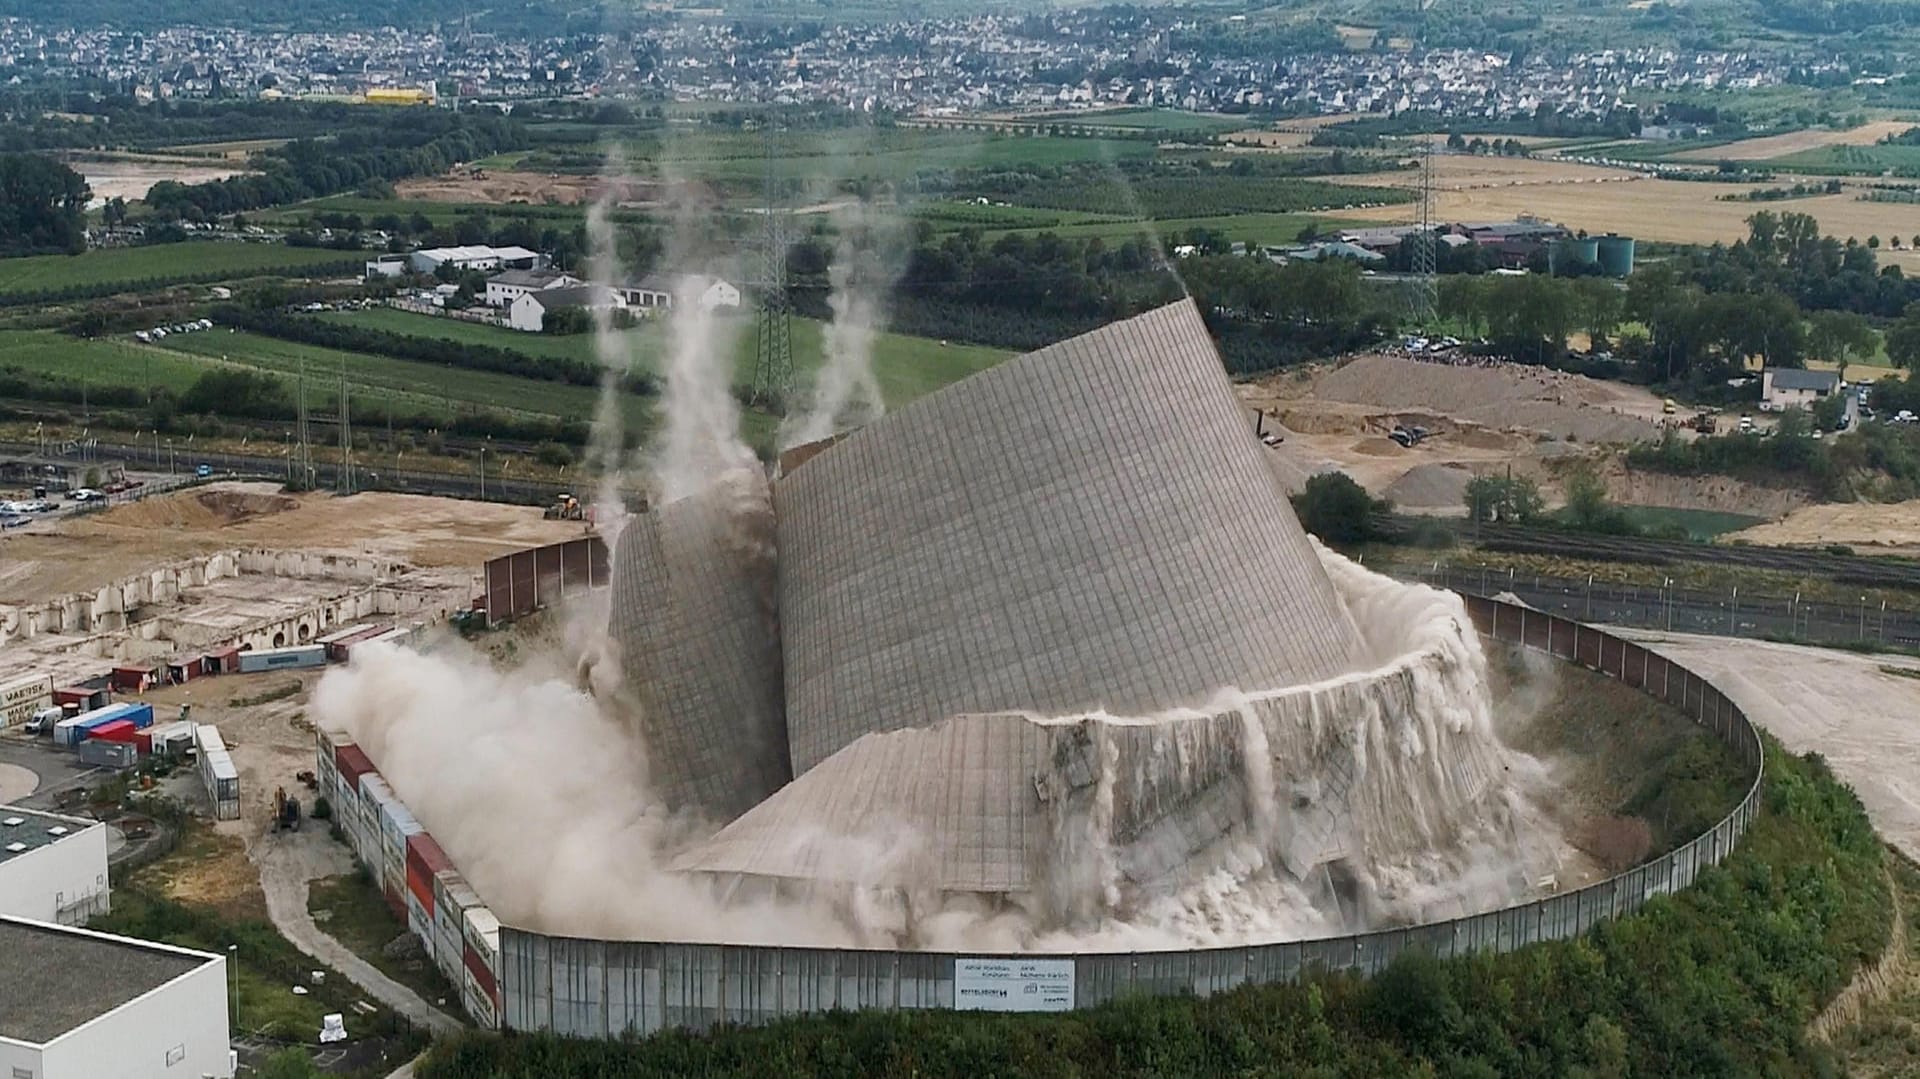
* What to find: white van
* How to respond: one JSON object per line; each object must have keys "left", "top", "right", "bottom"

{"left": 25, "top": 706, "right": 63, "bottom": 734}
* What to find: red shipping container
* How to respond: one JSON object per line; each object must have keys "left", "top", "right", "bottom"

{"left": 326, "top": 624, "right": 394, "bottom": 662}
{"left": 206, "top": 647, "right": 241, "bottom": 674}
{"left": 463, "top": 942, "right": 499, "bottom": 1005}
{"left": 90, "top": 719, "right": 139, "bottom": 744}
{"left": 334, "top": 744, "right": 375, "bottom": 793}
{"left": 53, "top": 686, "right": 107, "bottom": 709}
{"left": 110, "top": 666, "right": 156, "bottom": 693}
{"left": 405, "top": 834, "right": 453, "bottom": 914}
{"left": 134, "top": 730, "right": 153, "bottom": 755}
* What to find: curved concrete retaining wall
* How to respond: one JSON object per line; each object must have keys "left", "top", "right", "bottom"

{"left": 490, "top": 597, "right": 1766, "bottom": 1037}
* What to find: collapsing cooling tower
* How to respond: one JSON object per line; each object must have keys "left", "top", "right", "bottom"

{"left": 772, "top": 299, "right": 1368, "bottom": 775}
{"left": 605, "top": 469, "right": 790, "bottom": 822}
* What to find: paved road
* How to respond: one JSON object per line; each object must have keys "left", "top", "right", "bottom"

{"left": 1617, "top": 629, "right": 1920, "bottom": 863}
{"left": 249, "top": 827, "right": 463, "bottom": 1037}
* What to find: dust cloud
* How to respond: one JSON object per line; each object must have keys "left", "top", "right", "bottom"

{"left": 312, "top": 548, "right": 1578, "bottom": 952}
{"left": 781, "top": 200, "right": 902, "bottom": 449}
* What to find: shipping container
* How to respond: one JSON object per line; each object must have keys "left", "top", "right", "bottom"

{"left": 334, "top": 744, "right": 375, "bottom": 794}
{"left": 323, "top": 623, "right": 395, "bottom": 662}
{"left": 236, "top": 645, "right": 327, "bottom": 674}
{"left": 435, "top": 872, "right": 483, "bottom": 985}
{"left": 405, "top": 834, "right": 453, "bottom": 915}
{"left": 461, "top": 905, "right": 502, "bottom": 1028}
{"left": 165, "top": 655, "right": 206, "bottom": 684}
{"left": 109, "top": 664, "right": 159, "bottom": 693}
{"left": 316, "top": 622, "right": 380, "bottom": 648}
{"left": 78, "top": 739, "right": 137, "bottom": 769}
{"left": 0, "top": 674, "right": 54, "bottom": 730}
{"left": 52, "top": 685, "right": 109, "bottom": 711}
{"left": 462, "top": 963, "right": 499, "bottom": 1029}
{"left": 194, "top": 725, "right": 240, "bottom": 819}
{"left": 89, "top": 719, "right": 139, "bottom": 745}
{"left": 143, "top": 720, "right": 195, "bottom": 757}
{"left": 53, "top": 702, "right": 150, "bottom": 747}
{"left": 205, "top": 646, "right": 242, "bottom": 674}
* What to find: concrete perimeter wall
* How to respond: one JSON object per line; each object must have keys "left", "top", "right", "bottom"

{"left": 492, "top": 597, "right": 1767, "bottom": 1036}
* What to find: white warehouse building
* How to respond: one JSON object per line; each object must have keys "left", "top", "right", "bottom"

{"left": 0, "top": 916, "right": 233, "bottom": 1079}
{"left": 0, "top": 807, "right": 110, "bottom": 925}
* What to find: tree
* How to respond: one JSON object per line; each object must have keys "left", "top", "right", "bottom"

{"left": 1807, "top": 309, "right": 1875, "bottom": 383}
{"left": 1870, "top": 235, "right": 1882, "bottom": 249}
{"left": 0, "top": 152, "right": 89, "bottom": 255}
{"left": 1561, "top": 464, "right": 1635, "bottom": 534}
{"left": 1887, "top": 302, "right": 1920, "bottom": 372}
{"left": 1290, "top": 472, "right": 1388, "bottom": 548}
{"left": 1464, "top": 473, "right": 1545, "bottom": 524}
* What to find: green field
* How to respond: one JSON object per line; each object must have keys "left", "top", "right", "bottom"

{"left": 0, "top": 331, "right": 216, "bottom": 393}
{"left": 0, "top": 305, "right": 1011, "bottom": 452}
{"left": 0, "top": 243, "right": 359, "bottom": 298}
{"left": 913, "top": 199, "right": 1131, "bottom": 232}
{"left": 1769, "top": 143, "right": 1920, "bottom": 175}
{"left": 316, "top": 306, "right": 1011, "bottom": 408}
{"left": 983, "top": 211, "right": 1349, "bottom": 246}
{"left": 1024, "top": 107, "right": 1246, "bottom": 133}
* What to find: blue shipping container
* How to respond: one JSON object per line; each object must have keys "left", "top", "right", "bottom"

{"left": 120, "top": 702, "right": 155, "bottom": 730}
{"left": 54, "top": 703, "right": 133, "bottom": 747}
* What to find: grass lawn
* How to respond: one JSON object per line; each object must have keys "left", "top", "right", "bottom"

{"left": 1025, "top": 107, "right": 1245, "bottom": 133}
{"left": 913, "top": 199, "right": 1132, "bottom": 232}
{"left": 309, "top": 871, "right": 465, "bottom": 1016}
{"left": 0, "top": 243, "right": 359, "bottom": 297}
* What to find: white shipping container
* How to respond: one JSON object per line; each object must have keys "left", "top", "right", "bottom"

{"left": 406, "top": 887, "right": 432, "bottom": 942}
{"left": 0, "top": 674, "right": 53, "bottom": 730}
{"left": 462, "top": 905, "right": 502, "bottom": 970}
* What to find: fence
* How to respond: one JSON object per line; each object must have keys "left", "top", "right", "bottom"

{"left": 1399, "top": 562, "right": 1920, "bottom": 648}
{"left": 496, "top": 596, "right": 1767, "bottom": 1036}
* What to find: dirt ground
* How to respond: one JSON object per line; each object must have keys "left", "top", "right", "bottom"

{"left": 76, "top": 157, "right": 251, "bottom": 204}
{"left": 1235, "top": 355, "right": 1667, "bottom": 502}
{"left": 393, "top": 170, "right": 711, "bottom": 208}
{"left": 1668, "top": 121, "right": 1915, "bottom": 163}
{"left": 1324, "top": 154, "right": 1920, "bottom": 268}
{"left": 1725, "top": 501, "right": 1920, "bottom": 553}
{"left": 0, "top": 481, "right": 586, "bottom": 604}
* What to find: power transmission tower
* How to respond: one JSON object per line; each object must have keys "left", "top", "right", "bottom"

{"left": 296, "top": 356, "right": 313, "bottom": 489}
{"left": 337, "top": 367, "right": 354, "bottom": 495}
{"left": 749, "top": 131, "right": 793, "bottom": 410}
{"left": 1409, "top": 140, "right": 1438, "bottom": 327}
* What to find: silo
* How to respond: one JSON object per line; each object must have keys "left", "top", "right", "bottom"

{"left": 1550, "top": 236, "right": 1600, "bottom": 274}
{"left": 1596, "top": 234, "right": 1636, "bottom": 277}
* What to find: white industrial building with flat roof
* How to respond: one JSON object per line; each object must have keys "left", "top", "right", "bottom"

{"left": 0, "top": 915, "right": 233, "bottom": 1079}
{"left": 0, "top": 807, "right": 109, "bottom": 925}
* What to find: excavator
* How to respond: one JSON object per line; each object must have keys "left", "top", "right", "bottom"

{"left": 272, "top": 786, "right": 303, "bottom": 833}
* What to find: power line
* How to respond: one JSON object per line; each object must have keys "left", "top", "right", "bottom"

{"left": 749, "top": 126, "right": 794, "bottom": 410}
{"left": 1409, "top": 139, "right": 1438, "bottom": 327}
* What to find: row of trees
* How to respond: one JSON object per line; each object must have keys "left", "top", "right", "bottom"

{"left": 1667, "top": 210, "right": 1920, "bottom": 319}
{"left": 144, "top": 112, "right": 526, "bottom": 219}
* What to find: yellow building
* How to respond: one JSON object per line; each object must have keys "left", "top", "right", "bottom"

{"left": 364, "top": 87, "right": 433, "bottom": 106}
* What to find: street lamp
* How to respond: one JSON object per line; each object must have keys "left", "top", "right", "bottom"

{"left": 1664, "top": 576, "right": 1674, "bottom": 631}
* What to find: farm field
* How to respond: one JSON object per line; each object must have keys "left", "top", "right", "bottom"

{"left": 1024, "top": 107, "right": 1245, "bottom": 133}
{"left": 1322, "top": 155, "right": 1920, "bottom": 267}
{"left": 316, "top": 306, "right": 1012, "bottom": 408}
{"left": 1669, "top": 120, "right": 1915, "bottom": 163}
{"left": 982, "top": 210, "right": 1344, "bottom": 245}
{"left": 0, "top": 243, "right": 360, "bottom": 298}
{"left": 0, "top": 331, "right": 214, "bottom": 394}
{"left": 1767, "top": 142, "right": 1920, "bottom": 176}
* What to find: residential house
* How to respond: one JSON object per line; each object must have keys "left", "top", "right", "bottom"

{"left": 507, "top": 285, "right": 627, "bottom": 332}
{"left": 1761, "top": 368, "right": 1841, "bottom": 411}
{"left": 484, "top": 268, "right": 581, "bottom": 308}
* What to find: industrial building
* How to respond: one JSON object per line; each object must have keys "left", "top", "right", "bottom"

{"left": 0, "top": 916, "right": 233, "bottom": 1079}
{"left": 620, "top": 273, "right": 742, "bottom": 312}
{"left": 0, "top": 808, "right": 109, "bottom": 925}
{"left": 405, "top": 245, "right": 547, "bottom": 276}
{"left": 505, "top": 284, "right": 628, "bottom": 332}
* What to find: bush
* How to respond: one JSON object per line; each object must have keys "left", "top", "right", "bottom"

{"left": 311, "top": 795, "right": 332, "bottom": 821}
{"left": 1291, "top": 472, "right": 1390, "bottom": 548}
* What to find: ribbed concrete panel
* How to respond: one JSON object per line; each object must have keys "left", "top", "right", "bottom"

{"left": 774, "top": 299, "right": 1364, "bottom": 774}
{"left": 606, "top": 472, "right": 791, "bottom": 821}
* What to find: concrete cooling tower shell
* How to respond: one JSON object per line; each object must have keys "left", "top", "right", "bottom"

{"left": 773, "top": 299, "right": 1366, "bottom": 775}
{"left": 606, "top": 471, "right": 791, "bottom": 821}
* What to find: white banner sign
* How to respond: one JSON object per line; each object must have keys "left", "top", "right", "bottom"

{"left": 953, "top": 957, "right": 1074, "bottom": 1012}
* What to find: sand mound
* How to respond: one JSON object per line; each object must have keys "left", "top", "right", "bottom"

{"left": 1315, "top": 355, "right": 1658, "bottom": 444}
{"left": 95, "top": 487, "right": 299, "bottom": 531}
{"left": 1386, "top": 463, "right": 1475, "bottom": 509}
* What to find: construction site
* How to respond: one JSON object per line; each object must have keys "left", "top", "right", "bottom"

{"left": 4, "top": 292, "right": 1916, "bottom": 1051}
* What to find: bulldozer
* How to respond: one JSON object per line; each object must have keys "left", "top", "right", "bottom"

{"left": 272, "top": 786, "right": 303, "bottom": 833}
{"left": 543, "top": 493, "right": 584, "bottom": 521}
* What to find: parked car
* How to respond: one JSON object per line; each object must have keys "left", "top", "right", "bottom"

{"left": 196, "top": 463, "right": 213, "bottom": 478}
{"left": 69, "top": 488, "right": 105, "bottom": 503}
